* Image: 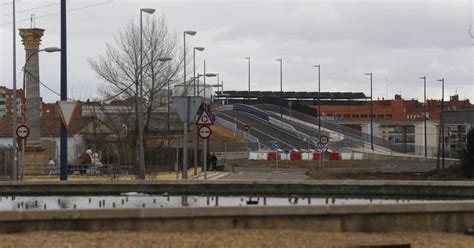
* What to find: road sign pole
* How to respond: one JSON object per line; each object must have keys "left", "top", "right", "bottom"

{"left": 175, "top": 135, "right": 179, "bottom": 180}
{"left": 276, "top": 148, "right": 279, "bottom": 170}
{"left": 203, "top": 138, "right": 207, "bottom": 180}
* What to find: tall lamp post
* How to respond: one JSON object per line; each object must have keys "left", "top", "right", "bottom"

{"left": 313, "top": 65, "right": 321, "bottom": 168}
{"left": 364, "top": 72, "right": 374, "bottom": 151}
{"left": 193, "top": 47, "right": 205, "bottom": 96}
{"left": 192, "top": 47, "right": 204, "bottom": 176}
{"left": 11, "top": 0, "right": 17, "bottom": 181}
{"left": 245, "top": 57, "right": 250, "bottom": 104}
{"left": 276, "top": 59, "right": 283, "bottom": 118}
{"left": 60, "top": 0, "right": 68, "bottom": 180}
{"left": 183, "top": 31, "right": 196, "bottom": 96}
{"left": 421, "top": 76, "right": 427, "bottom": 158}
{"left": 437, "top": 78, "right": 445, "bottom": 169}
{"left": 137, "top": 8, "right": 156, "bottom": 180}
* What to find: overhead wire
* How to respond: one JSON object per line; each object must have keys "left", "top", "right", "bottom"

{"left": 0, "top": 1, "right": 112, "bottom": 26}
{"left": 0, "top": 3, "right": 59, "bottom": 18}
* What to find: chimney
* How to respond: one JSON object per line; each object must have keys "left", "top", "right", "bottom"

{"left": 450, "top": 95, "right": 459, "bottom": 102}
{"left": 19, "top": 28, "right": 44, "bottom": 142}
{"left": 394, "top": 94, "right": 402, "bottom": 100}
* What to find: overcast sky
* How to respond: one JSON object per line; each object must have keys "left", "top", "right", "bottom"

{"left": 1, "top": 0, "right": 473, "bottom": 103}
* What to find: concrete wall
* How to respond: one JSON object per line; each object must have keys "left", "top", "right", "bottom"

{"left": 2, "top": 180, "right": 474, "bottom": 198}
{"left": 0, "top": 202, "right": 473, "bottom": 233}
{"left": 414, "top": 120, "right": 439, "bottom": 157}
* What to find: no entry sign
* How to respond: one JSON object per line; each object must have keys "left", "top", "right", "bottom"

{"left": 16, "top": 124, "right": 30, "bottom": 139}
{"left": 320, "top": 135, "right": 329, "bottom": 145}
{"left": 198, "top": 125, "right": 212, "bottom": 139}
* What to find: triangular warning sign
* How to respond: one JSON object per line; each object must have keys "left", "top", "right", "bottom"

{"left": 196, "top": 109, "right": 213, "bottom": 125}
{"left": 57, "top": 101, "right": 78, "bottom": 129}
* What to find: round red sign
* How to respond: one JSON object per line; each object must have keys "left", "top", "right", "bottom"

{"left": 198, "top": 125, "right": 212, "bottom": 139}
{"left": 16, "top": 124, "right": 30, "bottom": 139}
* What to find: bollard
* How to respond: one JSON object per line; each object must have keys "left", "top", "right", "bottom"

{"left": 332, "top": 198, "right": 335, "bottom": 204}
{"left": 215, "top": 196, "right": 219, "bottom": 206}
{"left": 142, "top": 203, "right": 145, "bottom": 208}
{"left": 153, "top": 198, "right": 156, "bottom": 204}
{"left": 264, "top": 197, "right": 267, "bottom": 206}
{"left": 17, "top": 203, "right": 20, "bottom": 208}
{"left": 25, "top": 204, "right": 28, "bottom": 209}
{"left": 126, "top": 197, "right": 128, "bottom": 202}
{"left": 89, "top": 198, "right": 91, "bottom": 204}
{"left": 207, "top": 196, "right": 210, "bottom": 206}
{"left": 73, "top": 204, "right": 76, "bottom": 209}
{"left": 113, "top": 203, "right": 116, "bottom": 208}
{"left": 325, "top": 198, "right": 328, "bottom": 204}
{"left": 122, "top": 199, "right": 124, "bottom": 205}
{"left": 308, "top": 198, "right": 311, "bottom": 205}
{"left": 44, "top": 204, "right": 47, "bottom": 210}
{"left": 58, "top": 199, "right": 61, "bottom": 205}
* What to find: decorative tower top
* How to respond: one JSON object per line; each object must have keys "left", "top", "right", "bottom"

{"left": 19, "top": 28, "right": 45, "bottom": 50}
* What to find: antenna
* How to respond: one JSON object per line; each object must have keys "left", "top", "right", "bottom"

{"left": 30, "top": 14, "right": 35, "bottom": 28}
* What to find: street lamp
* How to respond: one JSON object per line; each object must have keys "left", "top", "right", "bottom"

{"left": 137, "top": 7, "right": 156, "bottom": 179}
{"left": 192, "top": 47, "right": 204, "bottom": 178}
{"left": 17, "top": 46, "right": 61, "bottom": 180}
{"left": 313, "top": 65, "right": 321, "bottom": 168}
{"left": 437, "top": 78, "right": 445, "bottom": 170}
{"left": 276, "top": 59, "right": 283, "bottom": 118}
{"left": 245, "top": 57, "right": 250, "bottom": 104}
{"left": 11, "top": 0, "right": 17, "bottom": 181}
{"left": 193, "top": 47, "right": 205, "bottom": 96}
{"left": 421, "top": 76, "right": 427, "bottom": 158}
{"left": 183, "top": 30, "right": 196, "bottom": 96}
{"left": 194, "top": 69, "right": 216, "bottom": 178}
{"left": 364, "top": 72, "right": 374, "bottom": 151}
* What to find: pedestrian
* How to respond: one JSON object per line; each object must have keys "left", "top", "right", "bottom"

{"left": 210, "top": 153, "right": 217, "bottom": 171}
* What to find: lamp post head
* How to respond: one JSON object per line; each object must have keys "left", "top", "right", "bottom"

{"left": 245, "top": 57, "right": 250, "bottom": 60}
{"left": 276, "top": 59, "right": 282, "bottom": 62}
{"left": 313, "top": 65, "right": 320, "bottom": 68}
{"left": 44, "top": 47, "right": 61, "bottom": 53}
{"left": 420, "top": 76, "right": 426, "bottom": 80}
{"left": 158, "top": 57, "right": 172, "bottom": 62}
{"left": 184, "top": 31, "right": 197, "bottom": 36}
{"left": 437, "top": 78, "right": 444, "bottom": 82}
{"left": 194, "top": 47, "right": 205, "bottom": 51}
{"left": 204, "top": 73, "right": 217, "bottom": 77}
{"left": 364, "top": 72, "right": 372, "bottom": 76}
{"left": 141, "top": 8, "right": 156, "bottom": 14}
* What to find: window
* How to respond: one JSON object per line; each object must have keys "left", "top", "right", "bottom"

{"left": 377, "top": 114, "right": 384, "bottom": 118}
{"left": 344, "top": 114, "right": 350, "bottom": 118}
{"left": 361, "top": 114, "right": 368, "bottom": 118}
{"left": 352, "top": 114, "right": 360, "bottom": 118}
{"left": 385, "top": 114, "right": 392, "bottom": 119}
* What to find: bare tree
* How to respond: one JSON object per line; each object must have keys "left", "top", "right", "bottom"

{"left": 88, "top": 15, "right": 186, "bottom": 134}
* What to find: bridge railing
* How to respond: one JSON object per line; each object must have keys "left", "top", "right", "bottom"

{"left": 215, "top": 116, "right": 259, "bottom": 143}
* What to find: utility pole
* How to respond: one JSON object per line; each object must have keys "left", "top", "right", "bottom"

{"left": 11, "top": 0, "right": 18, "bottom": 181}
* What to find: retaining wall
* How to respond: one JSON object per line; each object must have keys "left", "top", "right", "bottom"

{"left": 0, "top": 202, "right": 473, "bottom": 233}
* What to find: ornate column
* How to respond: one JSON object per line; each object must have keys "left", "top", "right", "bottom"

{"left": 19, "top": 28, "right": 44, "bottom": 142}
{"left": 19, "top": 28, "right": 46, "bottom": 176}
